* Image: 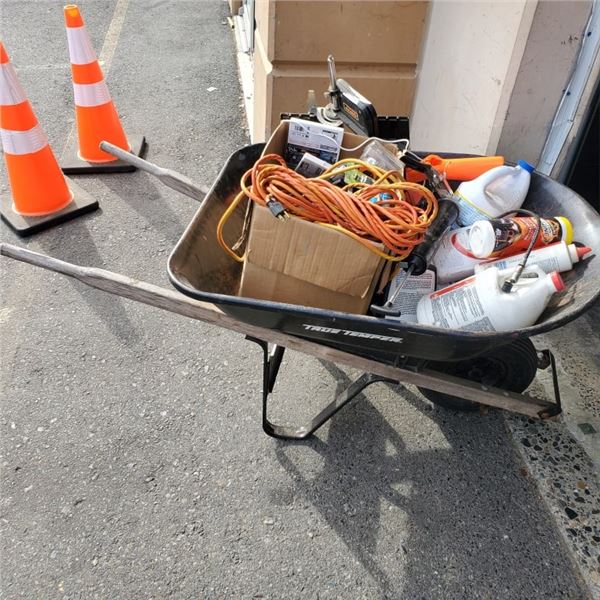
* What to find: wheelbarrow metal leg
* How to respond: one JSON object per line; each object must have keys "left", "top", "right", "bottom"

{"left": 248, "top": 337, "right": 393, "bottom": 440}
{"left": 536, "top": 349, "right": 562, "bottom": 419}
{"left": 268, "top": 345, "right": 286, "bottom": 394}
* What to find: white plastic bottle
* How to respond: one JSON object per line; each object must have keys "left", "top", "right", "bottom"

{"left": 431, "top": 225, "right": 483, "bottom": 284}
{"left": 416, "top": 265, "right": 564, "bottom": 332}
{"left": 454, "top": 160, "right": 535, "bottom": 227}
{"left": 474, "top": 242, "right": 592, "bottom": 275}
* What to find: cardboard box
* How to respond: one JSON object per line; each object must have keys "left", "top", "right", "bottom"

{"left": 239, "top": 121, "right": 391, "bottom": 314}
{"left": 252, "top": 1, "right": 429, "bottom": 140}
{"left": 240, "top": 205, "right": 385, "bottom": 313}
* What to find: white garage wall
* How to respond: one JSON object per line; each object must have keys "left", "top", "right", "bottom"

{"left": 497, "top": 0, "right": 593, "bottom": 168}
{"left": 410, "top": 0, "right": 537, "bottom": 155}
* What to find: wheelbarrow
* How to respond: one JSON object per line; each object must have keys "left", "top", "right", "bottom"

{"left": 2, "top": 142, "right": 599, "bottom": 439}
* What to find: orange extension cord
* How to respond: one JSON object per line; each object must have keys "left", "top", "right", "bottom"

{"left": 217, "top": 153, "right": 438, "bottom": 263}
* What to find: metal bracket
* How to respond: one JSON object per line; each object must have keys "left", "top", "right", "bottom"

{"left": 536, "top": 349, "right": 562, "bottom": 419}
{"left": 247, "top": 337, "right": 393, "bottom": 440}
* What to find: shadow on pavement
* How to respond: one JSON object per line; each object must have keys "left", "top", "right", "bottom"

{"left": 274, "top": 363, "right": 582, "bottom": 599}
{"left": 36, "top": 219, "right": 141, "bottom": 345}
{"left": 34, "top": 164, "right": 195, "bottom": 345}
{"left": 100, "top": 170, "right": 193, "bottom": 246}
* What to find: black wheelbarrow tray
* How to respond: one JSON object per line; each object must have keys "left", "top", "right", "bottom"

{"left": 2, "top": 142, "right": 599, "bottom": 439}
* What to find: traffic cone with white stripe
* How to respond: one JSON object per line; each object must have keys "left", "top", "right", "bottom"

{"left": 61, "top": 4, "right": 145, "bottom": 174}
{"left": 0, "top": 42, "right": 98, "bottom": 236}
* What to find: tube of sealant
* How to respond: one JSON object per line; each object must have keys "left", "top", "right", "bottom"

{"left": 474, "top": 241, "right": 592, "bottom": 274}
{"left": 469, "top": 215, "right": 573, "bottom": 259}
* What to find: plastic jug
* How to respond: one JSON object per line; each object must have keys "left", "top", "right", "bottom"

{"left": 431, "top": 225, "right": 482, "bottom": 284}
{"left": 416, "top": 265, "right": 564, "bottom": 332}
{"left": 454, "top": 160, "right": 535, "bottom": 227}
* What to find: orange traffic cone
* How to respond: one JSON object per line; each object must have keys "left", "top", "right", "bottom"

{"left": 0, "top": 42, "right": 98, "bottom": 236}
{"left": 61, "top": 4, "right": 145, "bottom": 174}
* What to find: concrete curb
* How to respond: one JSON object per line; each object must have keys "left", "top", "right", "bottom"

{"left": 506, "top": 364, "right": 600, "bottom": 598}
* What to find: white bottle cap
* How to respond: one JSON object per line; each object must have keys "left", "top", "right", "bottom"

{"left": 469, "top": 221, "right": 496, "bottom": 258}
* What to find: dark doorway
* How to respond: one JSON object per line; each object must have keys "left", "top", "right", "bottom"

{"left": 564, "top": 79, "right": 599, "bottom": 212}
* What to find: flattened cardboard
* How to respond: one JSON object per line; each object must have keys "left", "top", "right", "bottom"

{"left": 241, "top": 262, "right": 382, "bottom": 314}
{"left": 245, "top": 205, "right": 382, "bottom": 298}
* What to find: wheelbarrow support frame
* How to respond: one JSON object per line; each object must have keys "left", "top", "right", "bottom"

{"left": 248, "top": 337, "right": 561, "bottom": 440}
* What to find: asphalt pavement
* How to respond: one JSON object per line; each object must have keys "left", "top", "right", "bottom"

{"left": 0, "top": 1, "right": 591, "bottom": 598}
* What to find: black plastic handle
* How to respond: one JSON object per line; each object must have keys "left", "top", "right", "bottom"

{"left": 407, "top": 199, "right": 459, "bottom": 276}
{"left": 370, "top": 304, "right": 402, "bottom": 318}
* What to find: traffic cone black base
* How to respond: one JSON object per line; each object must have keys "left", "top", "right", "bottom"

{"left": 61, "top": 134, "right": 147, "bottom": 175}
{"left": 1, "top": 179, "right": 99, "bottom": 237}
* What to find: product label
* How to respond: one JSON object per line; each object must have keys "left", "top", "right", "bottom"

{"left": 301, "top": 324, "right": 404, "bottom": 344}
{"left": 484, "top": 217, "right": 563, "bottom": 259}
{"left": 385, "top": 269, "right": 436, "bottom": 322}
{"left": 429, "top": 279, "right": 497, "bottom": 331}
{"left": 295, "top": 153, "right": 331, "bottom": 178}
{"left": 430, "top": 275, "right": 476, "bottom": 299}
{"left": 477, "top": 254, "right": 561, "bottom": 274}
{"left": 460, "top": 316, "right": 496, "bottom": 332}
{"left": 285, "top": 118, "right": 344, "bottom": 167}
{"left": 454, "top": 190, "right": 493, "bottom": 226}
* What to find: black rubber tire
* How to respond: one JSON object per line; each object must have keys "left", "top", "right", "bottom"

{"left": 418, "top": 338, "right": 538, "bottom": 412}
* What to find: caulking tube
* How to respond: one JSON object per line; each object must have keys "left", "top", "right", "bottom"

{"left": 416, "top": 265, "right": 564, "bottom": 332}
{"left": 469, "top": 215, "right": 573, "bottom": 259}
{"left": 431, "top": 226, "right": 483, "bottom": 285}
{"left": 474, "top": 242, "right": 592, "bottom": 275}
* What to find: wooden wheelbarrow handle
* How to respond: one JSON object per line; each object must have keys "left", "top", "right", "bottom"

{"left": 100, "top": 141, "right": 209, "bottom": 202}
{"left": 0, "top": 242, "right": 558, "bottom": 420}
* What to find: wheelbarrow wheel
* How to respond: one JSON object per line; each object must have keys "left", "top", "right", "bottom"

{"left": 418, "top": 338, "right": 538, "bottom": 412}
